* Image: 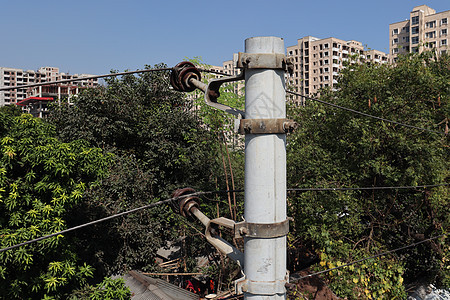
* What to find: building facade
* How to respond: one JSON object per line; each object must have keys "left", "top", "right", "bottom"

{"left": 389, "top": 5, "right": 449, "bottom": 62}
{"left": 0, "top": 66, "right": 98, "bottom": 117}
{"left": 286, "top": 36, "right": 388, "bottom": 102}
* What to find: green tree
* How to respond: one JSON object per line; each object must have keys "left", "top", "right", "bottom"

{"left": 0, "top": 112, "right": 113, "bottom": 299}
{"left": 48, "top": 64, "right": 224, "bottom": 280}
{"left": 287, "top": 51, "right": 449, "bottom": 298}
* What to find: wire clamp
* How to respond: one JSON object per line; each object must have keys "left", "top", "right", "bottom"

{"left": 235, "top": 270, "right": 289, "bottom": 295}
{"left": 238, "top": 118, "right": 297, "bottom": 134}
{"left": 237, "top": 52, "right": 294, "bottom": 74}
{"left": 234, "top": 219, "right": 290, "bottom": 239}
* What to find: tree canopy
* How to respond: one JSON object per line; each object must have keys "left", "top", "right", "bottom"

{"left": 0, "top": 111, "right": 115, "bottom": 299}
{"left": 286, "top": 51, "right": 449, "bottom": 298}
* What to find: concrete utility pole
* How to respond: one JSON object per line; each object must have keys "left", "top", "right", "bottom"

{"left": 240, "top": 37, "right": 288, "bottom": 299}
{"left": 171, "top": 36, "right": 293, "bottom": 300}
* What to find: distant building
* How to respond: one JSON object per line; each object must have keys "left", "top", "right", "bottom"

{"left": 389, "top": 5, "right": 449, "bottom": 62}
{"left": 286, "top": 36, "right": 388, "bottom": 101}
{"left": 0, "top": 66, "right": 98, "bottom": 117}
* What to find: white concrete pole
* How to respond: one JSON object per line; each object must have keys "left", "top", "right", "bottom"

{"left": 243, "top": 37, "right": 287, "bottom": 299}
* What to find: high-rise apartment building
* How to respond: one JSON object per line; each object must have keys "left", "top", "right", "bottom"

{"left": 286, "top": 36, "right": 388, "bottom": 102}
{"left": 0, "top": 66, "right": 98, "bottom": 117}
{"left": 389, "top": 5, "right": 449, "bottom": 62}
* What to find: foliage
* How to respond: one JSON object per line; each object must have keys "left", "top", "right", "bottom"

{"left": 48, "top": 64, "right": 225, "bottom": 282}
{"left": 69, "top": 277, "right": 131, "bottom": 300}
{"left": 0, "top": 112, "right": 113, "bottom": 299}
{"left": 287, "top": 51, "right": 449, "bottom": 298}
{"left": 49, "top": 64, "right": 216, "bottom": 196}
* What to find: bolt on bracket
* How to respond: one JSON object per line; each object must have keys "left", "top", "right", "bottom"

{"left": 236, "top": 52, "right": 294, "bottom": 75}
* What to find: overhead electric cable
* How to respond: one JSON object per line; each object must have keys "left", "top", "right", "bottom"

{"left": 197, "top": 68, "right": 235, "bottom": 77}
{"left": 290, "top": 233, "right": 448, "bottom": 282}
{"left": 0, "top": 191, "right": 205, "bottom": 253}
{"left": 287, "top": 183, "right": 449, "bottom": 192}
{"left": 0, "top": 66, "right": 232, "bottom": 92}
{"left": 0, "top": 68, "right": 173, "bottom": 91}
{"left": 286, "top": 90, "right": 445, "bottom": 135}
{"left": 2, "top": 183, "right": 446, "bottom": 253}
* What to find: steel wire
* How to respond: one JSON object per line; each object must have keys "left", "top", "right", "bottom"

{"left": 286, "top": 90, "right": 445, "bottom": 135}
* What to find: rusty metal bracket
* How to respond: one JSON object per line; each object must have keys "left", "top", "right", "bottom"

{"left": 238, "top": 118, "right": 297, "bottom": 134}
{"left": 235, "top": 219, "right": 290, "bottom": 239}
{"left": 237, "top": 52, "right": 294, "bottom": 74}
{"left": 203, "top": 73, "right": 245, "bottom": 118}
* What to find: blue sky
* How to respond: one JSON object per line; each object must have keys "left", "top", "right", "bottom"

{"left": 0, "top": 0, "right": 448, "bottom": 75}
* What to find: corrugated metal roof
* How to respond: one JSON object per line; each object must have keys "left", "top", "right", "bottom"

{"left": 121, "top": 271, "right": 199, "bottom": 300}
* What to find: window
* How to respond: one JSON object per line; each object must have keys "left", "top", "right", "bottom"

{"left": 412, "top": 46, "right": 419, "bottom": 53}
{"left": 425, "top": 31, "right": 436, "bottom": 38}
{"left": 324, "top": 59, "right": 329, "bottom": 65}
{"left": 393, "top": 38, "right": 399, "bottom": 44}
{"left": 411, "top": 16, "right": 419, "bottom": 25}
{"left": 402, "top": 36, "right": 410, "bottom": 42}
{"left": 411, "top": 26, "right": 419, "bottom": 34}
{"left": 324, "top": 43, "right": 329, "bottom": 49}
{"left": 442, "top": 18, "right": 448, "bottom": 25}
{"left": 426, "top": 21, "right": 436, "bottom": 28}
{"left": 324, "top": 51, "right": 329, "bottom": 57}
{"left": 427, "top": 41, "right": 436, "bottom": 48}
{"left": 392, "top": 48, "right": 399, "bottom": 54}
{"left": 441, "top": 29, "right": 448, "bottom": 36}
{"left": 392, "top": 28, "right": 399, "bottom": 35}
{"left": 441, "top": 39, "right": 447, "bottom": 46}
{"left": 324, "top": 67, "right": 329, "bottom": 72}
{"left": 367, "top": 54, "right": 371, "bottom": 59}
{"left": 412, "top": 36, "right": 419, "bottom": 44}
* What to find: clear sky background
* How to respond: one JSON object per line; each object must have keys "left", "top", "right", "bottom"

{"left": 0, "top": 0, "right": 448, "bottom": 75}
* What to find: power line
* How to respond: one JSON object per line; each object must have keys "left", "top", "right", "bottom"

{"left": 197, "top": 68, "right": 234, "bottom": 77}
{"left": 0, "top": 66, "right": 230, "bottom": 92}
{"left": 0, "top": 192, "right": 205, "bottom": 253}
{"left": 290, "top": 233, "right": 448, "bottom": 282}
{"left": 287, "top": 183, "right": 449, "bottom": 192}
{"left": 2, "top": 183, "right": 446, "bottom": 253}
{"left": 0, "top": 67, "right": 173, "bottom": 92}
{"left": 286, "top": 90, "right": 446, "bottom": 135}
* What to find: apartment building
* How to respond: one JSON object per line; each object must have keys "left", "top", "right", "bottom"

{"left": 389, "top": 5, "right": 449, "bottom": 62}
{"left": 0, "top": 66, "right": 98, "bottom": 117}
{"left": 286, "top": 36, "right": 388, "bottom": 102}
